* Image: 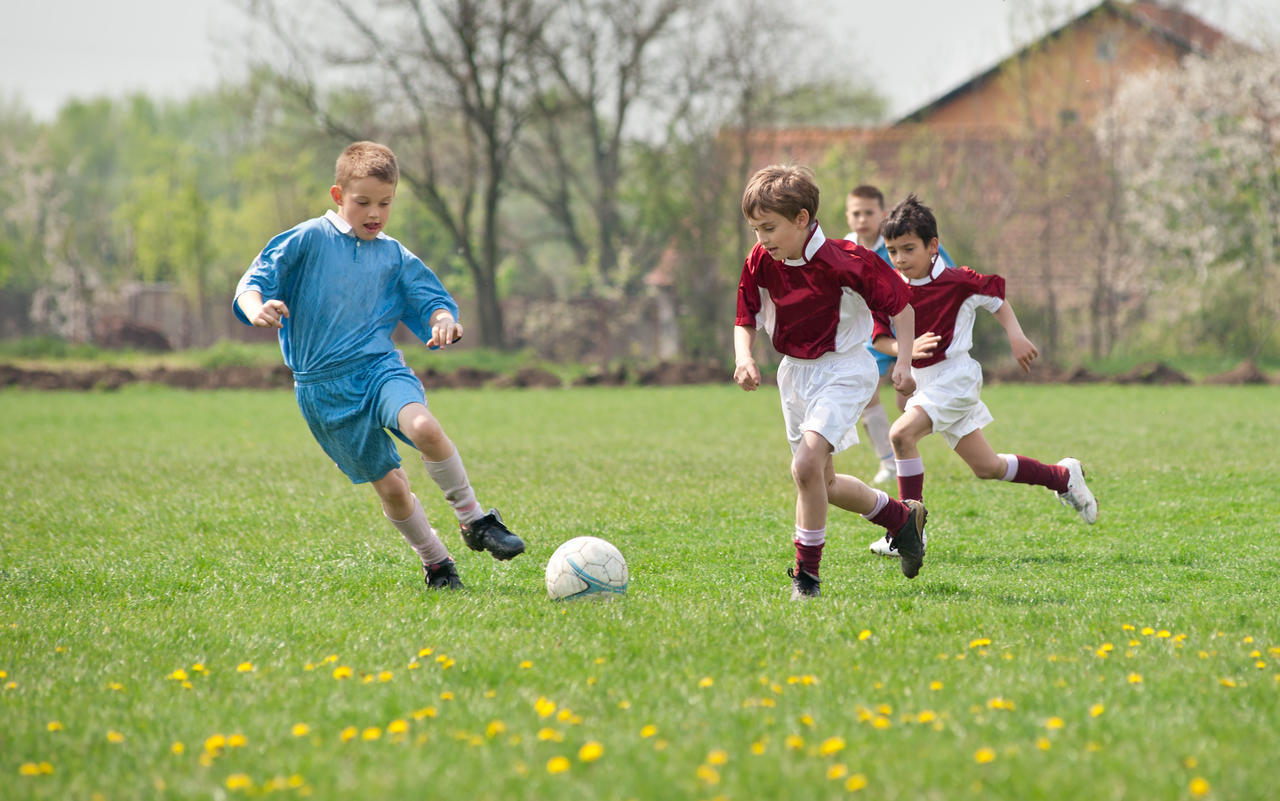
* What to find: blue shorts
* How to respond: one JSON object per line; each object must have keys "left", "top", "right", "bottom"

{"left": 293, "top": 351, "right": 426, "bottom": 484}
{"left": 866, "top": 341, "right": 894, "bottom": 376}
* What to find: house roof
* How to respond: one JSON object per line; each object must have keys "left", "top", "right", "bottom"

{"left": 895, "top": 0, "right": 1230, "bottom": 125}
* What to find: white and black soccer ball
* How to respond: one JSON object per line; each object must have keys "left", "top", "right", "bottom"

{"left": 545, "top": 536, "right": 628, "bottom": 600}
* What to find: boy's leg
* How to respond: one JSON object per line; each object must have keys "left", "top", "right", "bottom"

{"left": 789, "top": 433, "right": 831, "bottom": 599}
{"left": 397, "top": 402, "right": 525, "bottom": 560}
{"left": 371, "top": 468, "right": 461, "bottom": 589}
{"left": 870, "top": 407, "right": 932, "bottom": 557}
{"left": 823, "top": 462, "right": 927, "bottom": 579}
{"left": 953, "top": 431, "right": 1097, "bottom": 524}
{"left": 861, "top": 376, "right": 896, "bottom": 484}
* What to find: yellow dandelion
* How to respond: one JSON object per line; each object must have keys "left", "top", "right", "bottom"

{"left": 1157, "top": 630, "right": 1171, "bottom": 638}
{"left": 418, "top": 647, "right": 433, "bottom": 657}
{"left": 378, "top": 671, "right": 393, "bottom": 683}
{"left": 3, "top": 681, "right": 15, "bottom": 690}
{"left": 18, "top": 763, "right": 42, "bottom": 776}
{"left": 1090, "top": 703, "right": 1105, "bottom": 717}
{"left": 799, "top": 714, "right": 814, "bottom": 727}
{"left": 970, "top": 637, "right": 992, "bottom": 649}
{"left": 537, "top": 728, "right": 564, "bottom": 742}
{"left": 47, "top": 721, "right": 64, "bottom": 732}
{"left": 760, "top": 697, "right": 776, "bottom": 708}
{"left": 533, "top": 696, "right": 555, "bottom": 717}
{"left": 872, "top": 716, "right": 891, "bottom": 730}
{"left": 876, "top": 703, "right": 892, "bottom": 715}
{"left": 171, "top": 742, "right": 185, "bottom": 755}
{"left": 519, "top": 660, "right": 533, "bottom": 669}
{"left": 362, "top": 727, "right": 382, "bottom": 741}
{"left": 547, "top": 756, "right": 570, "bottom": 774}
{"left": 557, "top": 708, "right": 573, "bottom": 722}
{"left": 1219, "top": 677, "right": 1237, "bottom": 688}
{"left": 1036, "top": 737, "right": 1052, "bottom": 751}
{"left": 1141, "top": 627, "right": 1154, "bottom": 636}
{"left": 205, "top": 734, "right": 226, "bottom": 752}
{"left": 827, "top": 763, "right": 849, "bottom": 780}
{"left": 640, "top": 724, "right": 657, "bottom": 738}
{"left": 917, "top": 710, "right": 937, "bottom": 724}
{"left": 975, "top": 747, "right": 996, "bottom": 764}
{"left": 845, "top": 773, "right": 868, "bottom": 792}
{"left": 929, "top": 680, "right": 943, "bottom": 691}
{"left": 388, "top": 720, "right": 409, "bottom": 735}
{"left": 107, "top": 730, "right": 125, "bottom": 744}
{"left": 1045, "top": 717, "right": 1065, "bottom": 730}
{"left": 1128, "top": 673, "right": 1143, "bottom": 684}
{"left": 167, "top": 669, "right": 188, "bottom": 681}
{"left": 706, "top": 748, "right": 728, "bottom": 766}
{"left": 192, "top": 663, "right": 206, "bottom": 673}
{"left": 858, "top": 629, "right": 872, "bottom": 641}
{"left": 322, "top": 654, "right": 338, "bottom": 663}
{"left": 236, "top": 662, "right": 253, "bottom": 673}
{"left": 339, "top": 726, "right": 358, "bottom": 743}
{"left": 618, "top": 700, "right": 632, "bottom": 710}
{"left": 304, "top": 662, "right": 315, "bottom": 671}
{"left": 698, "top": 676, "right": 714, "bottom": 688}
{"left": 485, "top": 720, "right": 506, "bottom": 738}
{"left": 413, "top": 707, "right": 437, "bottom": 719}
{"left": 1244, "top": 636, "right": 1254, "bottom": 643}
{"left": 362, "top": 675, "right": 376, "bottom": 685}
{"left": 750, "top": 740, "right": 766, "bottom": 755}
{"left": 579, "top": 742, "right": 604, "bottom": 762}
{"left": 819, "top": 736, "right": 846, "bottom": 756}
{"left": 1190, "top": 777, "right": 1210, "bottom": 797}
{"left": 332, "top": 665, "right": 352, "bottom": 680}
{"left": 225, "top": 773, "right": 252, "bottom": 791}
{"left": 407, "top": 661, "right": 420, "bottom": 670}
{"left": 292, "top": 723, "right": 310, "bottom": 737}
{"left": 440, "top": 691, "right": 455, "bottom": 701}
{"left": 695, "top": 764, "right": 720, "bottom": 785}
{"left": 228, "top": 734, "right": 247, "bottom": 748}
{"left": 108, "top": 682, "right": 123, "bottom": 692}
{"left": 785, "top": 734, "right": 805, "bottom": 750}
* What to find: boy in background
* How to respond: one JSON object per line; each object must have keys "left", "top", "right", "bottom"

{"left": 734, "top": 165, "right": 929, "bottom": 595}
{"left": 843, "top": 184, "right": 953, "bottom": 486}
{"left": 234, "top": 141, "right": 524, "bottom": 592}
{"left": 865, "top": 194, "right": 1097, "bottom": 558}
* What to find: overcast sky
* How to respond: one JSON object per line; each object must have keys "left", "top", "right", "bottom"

{"left": 2, "top": 0, "right": 1274, "bottom": 122}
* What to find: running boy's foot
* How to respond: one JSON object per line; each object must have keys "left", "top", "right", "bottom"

{"left": 872, "top": 462, "right": 896, "bottom": 485}
{"left": 788, "top": 565, "right": 821, "bottom": 600}
{"left": 869, "top": 528, "right": 928, "bottom": 558}
{"left": 424, "top": 558, "right": 464, "bottom": 590}
{"left": 892, "top": 500, "right": 927, "bottom": 579}
{"left": 461, "top": 509, "right": 526, "bottom": 560}
{"left": 1056, "top": 458, "right": 1098, "bottom": 524}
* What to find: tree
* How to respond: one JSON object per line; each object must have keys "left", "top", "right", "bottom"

{"left": 1100, "top": 48, "right": 1280, "bottom": 360}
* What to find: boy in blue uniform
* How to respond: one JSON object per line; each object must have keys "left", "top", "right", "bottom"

{"left": 234, "top": 141, "right": 524, "bottom": 591}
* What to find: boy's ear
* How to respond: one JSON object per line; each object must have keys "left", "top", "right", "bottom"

{"left": 928, "top": 237, "right": 939, "bottom": 255}
{"left": 330, "top": 185, "right": 343, "bottom": 206}
{"left": 794, "top": 208, "right": 811, "bottom": 227}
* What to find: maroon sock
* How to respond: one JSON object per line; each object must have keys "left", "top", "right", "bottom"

{"left": 1011, "top": 455, "right": 1069, "bottom": 493}
{"left": 795, "top": 541, "right": 824, "bottom": 577}
{"left": 897, "top": 472, "right": 924, "bottom": 502}
{"left": 868, "top": 498, "right": 910, "bottom": 534}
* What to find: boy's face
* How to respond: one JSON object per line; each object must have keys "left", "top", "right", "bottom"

{"left": 330, "top": 176, "right": 397, "bottom": 240}
{"left": 845, "top": 194, "right": 885, "bottom": 244}
{"left": 746, "top": 208, "right": 811, "bottom": 262}
{"left": 884, "top": 232, "right": 939, "bottom": 281}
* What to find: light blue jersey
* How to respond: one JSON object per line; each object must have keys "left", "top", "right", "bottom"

{"left": 234, "top": 210, "right": 458, "bottom": 374}
{"left": 845, "top": 232, "right": 954, "bottom": 375}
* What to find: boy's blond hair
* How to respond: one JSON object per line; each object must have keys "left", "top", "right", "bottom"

{"left": 335, "top": 141, "right": 399, "bottom": 188}
{"left": 741, "top": 164, "right": 819, "bottom": 222}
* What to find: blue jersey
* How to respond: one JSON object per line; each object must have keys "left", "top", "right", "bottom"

{"left": 234, "top": 210, "right": 458, "bottom": 374}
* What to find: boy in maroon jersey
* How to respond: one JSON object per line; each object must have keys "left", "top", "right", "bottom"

{"left": 866, "top": 194, "right": 1097, "bottom": 558}
{"left": 733, "top": 165, "right": 930, "bottom": 595}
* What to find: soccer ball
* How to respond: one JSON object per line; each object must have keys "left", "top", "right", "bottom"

{"left": 545, "top": 536, "right": 628, "bottom": 600}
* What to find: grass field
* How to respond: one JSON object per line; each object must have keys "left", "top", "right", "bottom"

{"left": 2, "top": 383, "right": 1278, "bottom": 800}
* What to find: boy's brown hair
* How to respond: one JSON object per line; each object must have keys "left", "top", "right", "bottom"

{"left": 335, "top": 141, "right": 399, "bottom": 188}
{"left": 741, "top": 164, "right": 819, "bottom": 222}
{"left": 883, "top": 193, "right": 939, "bottom": 244}
{"left": 848, "top": 184, "right": 885, "bottom": 209}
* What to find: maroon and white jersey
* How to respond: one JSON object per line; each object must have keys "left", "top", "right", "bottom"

{"left": 872, "top": 260, "right": 1005, "bottom": 368}
{"left": 736, "top": 223, "right": 910, "bottom": 360}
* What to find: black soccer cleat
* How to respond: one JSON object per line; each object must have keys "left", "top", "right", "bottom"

{"left": 892, "top": 500, "right": 928, "bottom": 579}
{"left": 425, "top": 558, "right": 464, "bottom": 590}
{"left": 788, "top": 564, "right": 821, "bottom": 600}
{"left": 461, "top": 508, "right": 525, "bottom": 561}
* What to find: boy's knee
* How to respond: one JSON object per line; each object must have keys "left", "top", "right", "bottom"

{"left": 790, "top": 451, "right": 824, "bottom": 487}
{"left": 403, "top": 412, "right": 446, "bottom": 450}
{"left": 889, "top": 426, "right": 914, "bottom": 453}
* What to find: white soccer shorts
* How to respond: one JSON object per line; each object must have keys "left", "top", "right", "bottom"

{"left": 905, "top": 355, "right": 994, "bottom": 449}
{"left": 777, "top": 350, "right": 879, "bottom": 455}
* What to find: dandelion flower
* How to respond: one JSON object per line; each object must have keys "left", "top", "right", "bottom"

{"left": 205, "top": 734, "right": 226, "bottom": 752}
{"left": 440, "top": 691, "right": 455, "bottom": 701}
{"left": 858, "top": 629, "right": 872, "bottom": 641}
{"left": 929, "top": 681, "right": 943, "bottom": 691}
{"left": 389, "top": 720, "right": 409, "bottom": 735}
{"left": 418, "top": 647, "right": 433, "bottom": 657}
{"left": 785, "top": 734, "right": 805, "bottom": 750}
{"left": 640, "top": 724, "right": 657, "bottom": 738}
{"left": 340, "top": 726, "right": 358, "bottom": 743}
{"left": 547, "top": 756, "right": 570, "bottom": 774}
{"left": 537, "top": 728, "right": 564, "bottom": 742}
{"left": 225, "top": 773, "right": 252, "bottom": 790}
{"left": 974, "top": 747, "right": 996, "bottom": 764}
{"left": 413, "top": 707, "right": 437, "bottom": 719}
{"left": 827, "top": 763, "right": 849, "bottom": 780}
{"left": 485, "top": 720, "right": 506, "bottom": 738}
{"left": 845, "top": 773, "right": 868, "bottom": 792}
{"left": 1141, "top": 627, "right": 1154, "bottom": 636}
{"left": 970, "top": 638, "right": 991, "bottom": 649}
{"left": 1219, "top": 678, "right": 1237, "bottom": 688}
{"left": 47, "top": 721, "right": 64, "bottom": 732}
{"left": 519, "top": 660, "right": 533, "bottom": 669}
{"left": 362, "top": 727, "right": 382, "bottom": 741}
{"left": 698, "top": 677, "right": 714, "bottom": 688}
{"left": 172, "top": 742, "right": 185, "bottom": 755}
{"left": 695, "top": 764, "right": 720, "bottom": 785}
{"left": 107, "top": 731, "right": 125, "bottom": 744}
{"left": 872, "top": 717, "right": 891, "bottom": 730}
{"left": 19, "top": 763, "right": 42, "bottom": 776}
{"left": 917, "top": 711, "right": 937, "bottom": 724}
{"left": 1189, "top": 778, "right": 1210, "bottom": 797}
{"left": 819, "top": 737, "right": 846, "bottom": 756}
{"left": 332, "top": 666, "right": 352, "bottom": 680}
{"left": 579, "top": 742, "right": 604, "bottom": 762}
{"left": 799, "top": 714, "right": 814, "bottom": 727}
{"left": 228, "top": 734, "right": 247, "bottom": 748}
{"left": 378, "top": 671, "right": 393, "bottom": 682}
{"left": 750, "top": 740, "right": 766, "bottom": 755}
{"left": 167, "top": 669, "right": 188, "bottom": 681}
{"left": 1090, "top": 703, "right": 1105, "bottom": 717}
{"left": 1036, "top": 737, "right": 1051, "bottom": 751}
{"left": 1157, "top": 630, "right": 1171, "bottom": 638}
{"left": 323, "top": 654, "right": 339, "bottom": 663}
{"left": 1045, "top": 717, "right": 1065, "bottom": 730}
{"left": 1127, "top": 673, "right": 1143, "bottom": 684}
{"left": 706, "top": 748, "right": 728, "bottom": 766}
{"left": 291, "top": 723, "right": 310, "bottom": 737}
{"left": 236, "top": 662, "right": 254, "bottom": 673}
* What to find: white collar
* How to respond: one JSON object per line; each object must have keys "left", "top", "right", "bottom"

{"left": 908, "top": 254, "right": 948, "bottom": 286}
{"left": 846, "top": 232, "right": 884, "bottom": 252}
{"left": 783, "top": 222, "right": 826, "bottom": 266}
{"left": 324, "top": 209, "right": 388, "bottom": 239}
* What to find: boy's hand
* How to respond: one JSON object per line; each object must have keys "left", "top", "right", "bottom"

{"left": 251, "top": 299, "right": 290, "bottom": 329}
{"left": 428, "top": 317, "right": 463, "bottom": 349}
{"left": 1010, "top": 333, "right": 1039, "bottom": 372}
{"left": 891, "top": 362, "right": 916, "bottom": 396}
{"left": 734, "top": 358, "right": 761, "bottom": 391}
{"left": 912, "top": 332, "right": 941, "bottom": 359}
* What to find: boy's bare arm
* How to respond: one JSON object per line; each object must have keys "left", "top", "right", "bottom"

{"left": 733, "top": 325, "right": 761, "bottom": 391}
{"left": 237, "top": 290, "right": 290, "bottom": 329}
{"left": 889, "top": 305, "right": 917, "bottom": 396}
{"left": 874, "top": 332, "right": 941, "bottom": 359}
{"left": 992, "top": 300, "right": 1038, "bottom": 372}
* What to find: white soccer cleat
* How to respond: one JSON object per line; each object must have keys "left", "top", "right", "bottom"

{"left": 1056, "top": 457, "right": 1098, "bottom": 524}
{"left": 868, "top": 529, "right": 927, "bottom": 558}
{"left": 872, "top": 463, "right": 896, "bottom": 485}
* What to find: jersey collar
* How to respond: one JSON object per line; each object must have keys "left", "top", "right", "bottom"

{"left": 324, "top": 209, "right": 388, "bottom": 239}
{"left": 908, "top": 254, "right": 948, "bottom": 286}
{"left": 783, "top": 222, "right": 826, "bottom": 266}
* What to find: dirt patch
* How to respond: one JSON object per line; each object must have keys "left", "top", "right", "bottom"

{"left": 1113, "top": 362, "right": 1192, "bottom": 385}
{"left": 491, "top": 367, "right": 563, "bottom": 389}
{"left": 635, "top": 360, "right": 729, "bottom": 386}
{"left": 572, "top": 366, "right": 631, "bottom": 387}
{"left": 1204, "top": 360, "right": 1270, "bottom": 385}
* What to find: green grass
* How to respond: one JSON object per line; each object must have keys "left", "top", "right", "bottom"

{"left": 2, "top": 384, "right": 1277, "bottom": 800}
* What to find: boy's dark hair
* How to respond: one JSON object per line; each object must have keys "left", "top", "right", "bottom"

{"left": 848, "top": 184, "right": 885, "bottom": 209}
{"left": 883, "top": 193, "right": 938, "bottom": 243}
{"left": 335, "top": 141, "right": 399, "bottom": 188}
{"left": 741, "top": 164, "right": 819, "bottom": 221}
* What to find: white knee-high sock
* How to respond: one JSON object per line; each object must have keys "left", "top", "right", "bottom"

{"left": 386, "top": 494, "right": 451, "bottom": 567}
{"left": 861, "top": 403, "right": 894, "bottom": 464}
{"left": 422, "top": 450, "right": 484, "bottom": 525}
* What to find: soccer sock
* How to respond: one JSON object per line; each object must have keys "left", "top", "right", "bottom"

{"left": 999, "top": 453, "right": 1069, "bottom": 493}
{"left": 896, "top": 457, "right": 925, "bottom": 501}
{"left": 863, "top": 489, "right": 911, "bottom": 534}
{"left": 793, "top": 527, "right": 826, "bottom": 577}
{"left": 422, "top": 450, "right": 485, "bottom": 525}
{"left": 385, "top": 494, "right": 451, "bottom": 568}
{"left": 861, "top": 403, "right": 894, "bottom": 464}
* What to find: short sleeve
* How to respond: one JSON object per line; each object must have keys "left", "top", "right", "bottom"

{"left": 398, "top": 247, "right": 459, "bottom": 344}
{"left": 233, "top": 224, "right": 310, "bottom": 326}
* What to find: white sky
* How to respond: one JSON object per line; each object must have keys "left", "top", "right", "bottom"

{"left": 1, "top": 0, "right": 1274, "bottom": 121}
